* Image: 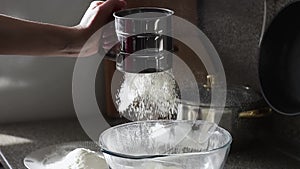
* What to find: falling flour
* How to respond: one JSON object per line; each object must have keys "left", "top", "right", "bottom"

{"left": 45, "top": 148, "right": 107, "bottom": 169}
{"left": 116, "top": 70, "right": 178, "bottom": 121}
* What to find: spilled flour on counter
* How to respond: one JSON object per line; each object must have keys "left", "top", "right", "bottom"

{"left": 45, "top": 148, "right": 107, "bottom": 169}
{"left": 116, "top": 70, "right": 178, "bottom": 121}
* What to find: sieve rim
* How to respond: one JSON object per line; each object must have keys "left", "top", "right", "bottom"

{"left": 113, "top": 7, "right": 174, "bottom": 20}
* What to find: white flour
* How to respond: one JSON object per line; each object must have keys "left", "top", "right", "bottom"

{"left": 141, "top": 162, "right": 182, "bottom": 169}
{"left": 116, "top": 70, "right": 178, "bottom": 121}
{"left": 45, "top": 148, "right": 107, "bottom": 169}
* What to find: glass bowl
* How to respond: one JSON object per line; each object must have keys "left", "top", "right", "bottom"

{"left": 99, "top": 120, "right": 232, "bottom": 169}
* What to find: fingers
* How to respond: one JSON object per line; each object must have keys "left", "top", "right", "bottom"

{"left": 117, "top": 0, "right": 127, "bottom": 9}
{"left": 101, "top": 23, "right": 115, "bottom": 38}
{"left": 90, "top": 1, "right": 105, "bottom": 8}
{"left": 90, "top": 0, "right": 126, "bottom": 9}
{"left": 101, "top": 29, "right": 118, "bottom": 51}
{"left": 96, "top": 1, "right": 105, "bottom": 5}
{"left": 100, "top": 0, "right": 127, "bottom": 12}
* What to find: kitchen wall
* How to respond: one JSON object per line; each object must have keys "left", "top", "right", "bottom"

{"left": 196, "top": 0, "right": 294, "bottom": 91}
{"left": 196, "top": 0, "right": 264, "bottom": 90}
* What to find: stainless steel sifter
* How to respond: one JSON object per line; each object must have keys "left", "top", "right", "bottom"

{"left": 109, "top": 7, "right": 174, "bottom": 73}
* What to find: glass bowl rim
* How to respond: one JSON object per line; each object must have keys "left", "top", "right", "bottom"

{"left": 99, "top": 120, "right": 232, "bottom": 159}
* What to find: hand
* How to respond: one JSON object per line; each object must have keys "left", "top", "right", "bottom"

{"left": 78, "top": 0, "right": 126, "bottom": 36}
{"left": 75, "top": 0, "right": 126, "bottom": 57}
{"left": 101, "top": 22, "right": 118, "bottom": 52}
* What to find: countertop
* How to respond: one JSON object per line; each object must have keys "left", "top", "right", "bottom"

{"left": 0, "top": 118, "right": 300, "bottom": 169}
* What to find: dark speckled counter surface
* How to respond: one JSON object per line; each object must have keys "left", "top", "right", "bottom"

{"left": 0, "top": 118, "right": 300, "bottom": 169}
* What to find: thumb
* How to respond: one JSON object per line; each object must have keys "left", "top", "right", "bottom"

{"left": 100, "top": 0, "right": 127, "bottom": 13}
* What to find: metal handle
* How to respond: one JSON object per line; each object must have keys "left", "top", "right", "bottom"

{"left": 104, "top": 43, "right": 120, "bottom": 61}
{"left": 239, "top": 107, "right": 272, "bottom": 118}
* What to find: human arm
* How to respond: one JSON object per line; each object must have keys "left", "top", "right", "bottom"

{"left": 0, "top": 0, "right": 126, "bottom": 57}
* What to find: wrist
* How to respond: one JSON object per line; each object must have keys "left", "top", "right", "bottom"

{"left": 62, "top": 25, "right": 91, "bottom": 56}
